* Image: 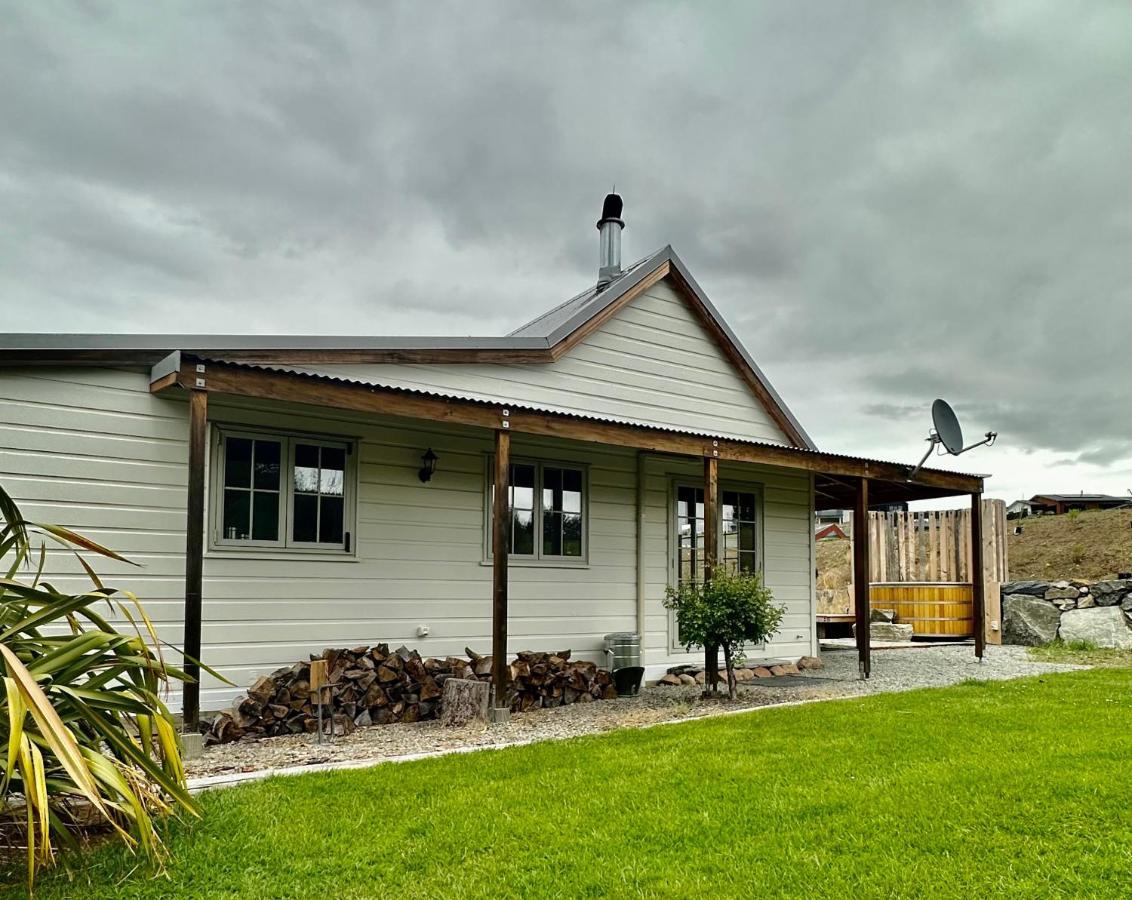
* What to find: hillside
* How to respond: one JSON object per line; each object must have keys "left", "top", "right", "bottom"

{"left": 1008, "top": 507, "right": 1132, "bottom": 581}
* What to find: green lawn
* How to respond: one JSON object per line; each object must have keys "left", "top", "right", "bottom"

{"left": 12, "top": 669, "right": 1132, "bottom": 899}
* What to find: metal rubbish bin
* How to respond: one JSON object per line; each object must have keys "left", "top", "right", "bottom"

{"left": 603, "top": 632, "right": 641, "bottom": 671}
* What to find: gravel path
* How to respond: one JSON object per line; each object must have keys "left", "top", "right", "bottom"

{"left": 186, "top": 645, "right": 1083, "bottom": 781}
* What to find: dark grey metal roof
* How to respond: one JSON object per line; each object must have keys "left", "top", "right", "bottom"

{"left": 1030, "top": 494, "right": 1130, "bottom": 503}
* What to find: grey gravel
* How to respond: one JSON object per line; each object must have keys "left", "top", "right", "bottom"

{"left": 186, "top": 645, "right": 1084, "bottom": 779}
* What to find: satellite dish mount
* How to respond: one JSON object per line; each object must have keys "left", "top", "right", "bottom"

{"left": 908, "top": 399, "right": 997, "bottom": 480}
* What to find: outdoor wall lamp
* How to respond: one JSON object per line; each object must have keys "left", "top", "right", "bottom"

{"left": 418, "top": 448, "right": 438, "bottom": 483}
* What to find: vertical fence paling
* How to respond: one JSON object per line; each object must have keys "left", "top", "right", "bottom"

{"left": 860, "top": 500, "right": 1008, "bottom": 584}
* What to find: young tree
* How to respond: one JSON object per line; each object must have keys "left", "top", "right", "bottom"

{"left": 664, "top": 571, "right": 785, "bottom": 699}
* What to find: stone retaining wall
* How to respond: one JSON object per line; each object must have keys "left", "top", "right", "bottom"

{"left": 1000, "top": 580, "right": 1132, "bottom": 648}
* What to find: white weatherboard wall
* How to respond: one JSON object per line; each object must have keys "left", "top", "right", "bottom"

{"left": 0, "top": 367, "right": 814, "bottom": 712}
{"left": 292, "top": 276, "right": 791, "bottom": 446}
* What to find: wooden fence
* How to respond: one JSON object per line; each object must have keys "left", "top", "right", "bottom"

{"left": 852, "top": 500, "right": 1008, "bottom": 643}
{"left": 865, "top": 501, "right": 1008, "bottom": 584}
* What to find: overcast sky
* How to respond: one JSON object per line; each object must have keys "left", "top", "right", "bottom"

{"left": 2, "top": 1, "right": 1130, "bottom": 506}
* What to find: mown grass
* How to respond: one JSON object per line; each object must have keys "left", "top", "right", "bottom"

{"left": 9, "top": 669, "right": 1132, "bottom": 899}
{"left": 1029, "top": 638, "right": 1132, "bottom": 667}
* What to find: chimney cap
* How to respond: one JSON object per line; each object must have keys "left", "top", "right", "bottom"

{"left": 597, "top": 192, "right": 624, "bottom": 228}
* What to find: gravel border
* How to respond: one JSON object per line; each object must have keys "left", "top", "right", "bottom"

{"left": 186, "top": 645, "right": 1084, "bottom": 788}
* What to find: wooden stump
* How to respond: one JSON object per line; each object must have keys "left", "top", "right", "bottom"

{"left": 439, "top": 678, "right": 489, "bottom": 727}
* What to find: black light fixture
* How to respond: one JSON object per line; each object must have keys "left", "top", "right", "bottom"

{"left": 418, "top": 448, "right": 438, "bottom": 483}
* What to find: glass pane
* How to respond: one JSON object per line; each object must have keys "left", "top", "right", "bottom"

{"left": 740, "top": 522, "right": 757, "bottom": 553}
{"left": 739, "top": 551, "right": 757, "bottom": 574}
{"left": 563, "top": 513, "right": 582, "bottom": 556}
{"left": 252, "top": 491, "right": 279, "bottom": 541}
{"left": 738, "top": 492, "right": 756, "bottom": 521}
{"left": 512, "top": 484, "right": 533, "bottom": 514}
{"left": 321, "top": 447, "right": 346, "bottom": 495}
{"left": 225, "top": 438, "right": 252, "bottom": 488}
{"left": 319, "top": 496, "right": 344, "bottom": 544}
{"left": 512, "top": 508, "right": 534, "bottom": 555}
{"left": 562, "top": 469, "right": 582, "bottom": 514}
{"left": 253, "top": 440, "right": 281, "bottom": 490}
{"left": 223, "top": 489, "right": 250, "bottom": 540}
{"left": 543, "top": 510, "right": 562, "bottom": 556}
{"left": 294, "top": 443, "right": 320, "bottom": 493}
{"left": 293, "top": 493, "right": 318, "bottom": 543}
{"left": 511, "top": 463, "right": 535, "bottom": 489}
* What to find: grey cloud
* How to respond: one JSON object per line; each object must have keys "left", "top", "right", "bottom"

{"left": 1, "top": 0, "right": 1130, "bottom": 486}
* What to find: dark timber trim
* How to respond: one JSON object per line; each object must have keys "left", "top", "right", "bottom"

{"left": 491, "top": 429, "right": 511, "bottom": 709}
{"left": 853, "top": 477, "right": 871, "bottom": 679}
{"left": 182, "top": 388, "right": 208, "bottom": 729}
{"left": 971, "top": 491, "right": 986, "bottom": 660}
{"left": 703, "top": 455, "right": 720, "bottom": 691}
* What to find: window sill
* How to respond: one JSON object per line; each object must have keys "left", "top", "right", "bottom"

{"left": 206, "top": 549, "right": 359, "bottom": 563}
{"left": 480, "top": 558, "right": 590, "bottom": 570}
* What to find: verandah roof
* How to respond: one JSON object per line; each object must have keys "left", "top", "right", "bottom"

{"left": 150, "top": 352, "right": 985, "bottom": 508}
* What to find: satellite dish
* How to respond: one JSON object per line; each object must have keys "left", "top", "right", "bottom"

{"left": 932, "top": 399, "right": 964, "bottom": 455}
{"left": 908, "top": 399, "right": 997, "bottom": 479}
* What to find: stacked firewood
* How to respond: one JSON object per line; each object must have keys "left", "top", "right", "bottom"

{"left": 204, "top": 644, "right": 616, "bottom": 745}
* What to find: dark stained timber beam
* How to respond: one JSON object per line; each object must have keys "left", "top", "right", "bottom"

{"left": 182, "top": 388, "right": 208, "bottom": 729}
{"left": 853, "top": 477, "right": 871, "bottom": 680}
{"left": 153, "top": 358, "right": 984, "bottom": 499}
{"left": 970, "top": 492, "right": 986, "bottom": 660}
{"left": 491, "top": 429, "right": 511, "bottom": 714}
{"left": 703, "top": 455, "right": 719, "bottom": 692}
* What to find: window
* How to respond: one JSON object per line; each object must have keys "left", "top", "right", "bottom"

{"left": 213, "top": 429, "right": 354, "bottom": 552}
{"left": 488, "top": 459, "right": 586, "bottom": 562}
{"left": 670, "top": 481, "right": 762, "bottom": 647}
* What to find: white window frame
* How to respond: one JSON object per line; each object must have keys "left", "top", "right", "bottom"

{"left": 667, "top": 477, "right": 765, "bottom": 653}
{"left": 483, "top": 455, "right": 589, "bottom": 566}
{"left": 210, "top": 425, "right": 358, "bottom": 556}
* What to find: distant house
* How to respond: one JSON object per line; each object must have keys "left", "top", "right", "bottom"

{"left": 1029, "top": 494, "right": 1131, "bottom": 515}
{"left": 815, "top": 523, "right": 848, "bottom": 541}
{"left": 815, "top": 509, "right": 849, "bottom": 525}
{"left": 1005, "top": 499, "right": 1032, "bottom": 519}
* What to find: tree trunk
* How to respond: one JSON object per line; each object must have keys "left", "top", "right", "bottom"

{"left": 721, "top": 644, "right": 737, "bottom": 700}
{"left": 704, "top": 643, "right": 720, "bottom": 696}
{"left": 438, "top": 678, "right": 489, "bottom": 727}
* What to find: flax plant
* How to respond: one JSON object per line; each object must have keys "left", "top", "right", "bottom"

{"left": 0, "top": 483, "right": 202, "bottom": 892}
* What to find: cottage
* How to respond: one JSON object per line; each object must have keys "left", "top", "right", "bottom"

{"left": 1029, "top": 493, "right": 1130, "bottom": 516}
{"left": 0, "top": 195, "right": 988, "bottom": 725}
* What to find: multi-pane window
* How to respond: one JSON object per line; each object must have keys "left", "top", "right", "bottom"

{"left": 675, "top": 485, "right": 706, "bottom": 587}
{"left": 489, "top": 460, "right": 586, "bottom": 561}
{"left": 214, "top": 430, "right": 353, "bottom": 552}
{"left": 722, "top": 490, "right": 758, "bottom": 574}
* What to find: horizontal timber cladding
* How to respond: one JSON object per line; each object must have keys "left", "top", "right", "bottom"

{"left": 0, "top": 366, "right": 817, "bottom": 711}
{"left": 282, "top": 278, "right": 793, "bottom": 446}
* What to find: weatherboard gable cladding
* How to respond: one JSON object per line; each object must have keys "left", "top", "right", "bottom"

{"left": 290, "top": 274, "right": 793, "bottom": 446}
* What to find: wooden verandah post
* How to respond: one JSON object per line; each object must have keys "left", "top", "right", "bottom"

{"left": 853, "top": 477, "right": 871, "bottom": 679}
{"left": 182, "top": 388, "right": 208, "bottom": 730}
{"left": 970, "top": 491, "right": 986, "bottom": 661}
{"left": 491, "top": 428, "right": 511, "bottom": 717}
{"left": 703, "top": 455, "right": 719, "bottom": 692}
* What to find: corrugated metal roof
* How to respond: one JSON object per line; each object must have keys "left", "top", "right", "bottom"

{"left": 196, "top": 356, "right": 982, "bottom": 483}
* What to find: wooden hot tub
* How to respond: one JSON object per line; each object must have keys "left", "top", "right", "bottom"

{"left": 869, "top": 582, "right": 974, "bottom": 638}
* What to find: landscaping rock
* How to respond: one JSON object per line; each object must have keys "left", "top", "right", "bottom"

{"left": 734, "top": 668, "right": 755, "bottom": 682}
{"left": 797, "top": 656, "right": 823, "bottom": 670}
{"left": 1002, "top": 594, "right": 1061, "bottom": 646}
{"left": 753, "top": 666, "right": 772, "bottom": 678}
{"left": 1059, "top": 607, "right": 1132, "bottom": 649}
{"left": 1001, "top": 581, "right": 1049, "bottom": 597}
{"left": 871, "top": 622, "right": 914, "bottom": 642}
{"left": 1091, "top": 580, "right": 1132, "bottom": 607}
{"left": 657, "top": 673, "right": 681, "bottom": 686}
{"left": 1078, "top": 594, "right": 1097, "bottom": 609}
{"left": 870, "top": 608, "right": 896, "bottom": 623}
{"left": 776, "top": 662, "right": 800, "bottom": 675}
{"left": 679, "top": 673, "right": 696, "bottom": 685}
{"left": 1044, "top": 581, "right": 1079, "bottom": 601}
